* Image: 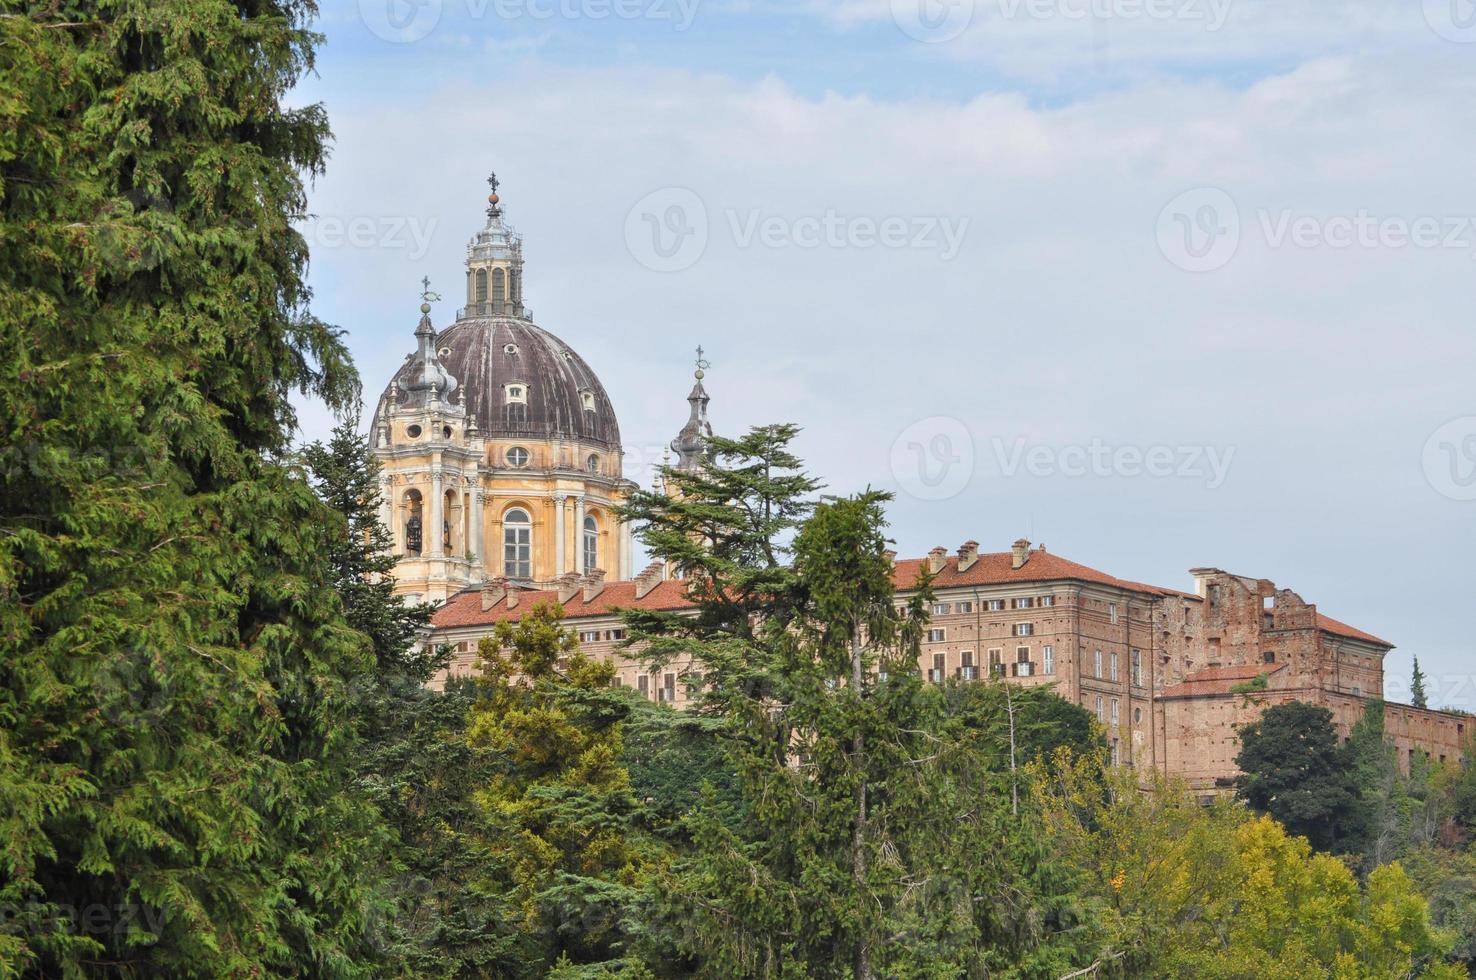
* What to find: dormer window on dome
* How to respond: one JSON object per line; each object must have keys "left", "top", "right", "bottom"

{"left": 580, "top": 390, "right": 596, "bottom": 412}
{"left": 504, "top": 382, "right": 528, "bottom": 404}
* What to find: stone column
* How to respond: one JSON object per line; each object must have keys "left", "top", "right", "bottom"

{"left": 379, "top": 473, "right": 394, "bottom": 552}
{"left": 430, "top": 467, "right": 444, "bottom": 558}
{"left": 471, "top": 487, "right": 485, "bottom": 574}
{"left": 554, "top": 492, "right": 567, "bottom": 577}
{"left": 620, "top": 519, "right": 634, "bottom": 580}
{"left": 573, "top": 495, "right": 586, "bottom": 574}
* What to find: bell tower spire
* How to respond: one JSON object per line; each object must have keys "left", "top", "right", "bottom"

{"left": 464, "top": 171, "right": 525, "bottom": 318}
{"left": 671, "top": 346, "right": 713, "bottom": 471}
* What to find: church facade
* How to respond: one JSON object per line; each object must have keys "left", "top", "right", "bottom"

{"left": 374, "top": 176, "right": 1468, "bottom": 793}
{"left": 371, "top": 178, "right": 637, "bottom": 604}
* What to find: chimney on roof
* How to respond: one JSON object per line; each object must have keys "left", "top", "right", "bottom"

{"left": 883, "top": 549, "right": 897, "bottom": 565}
{"left": 582, "top": 568, "right": 607, "bottom": 604}
{"left": 957, "top": 540, "right": 980, "bottom": 573}
{"left": 634, "top": 561, "right": 664, "bottom": 600}
{"left": 480, "top": 577, "right": 507, "bottom": 611}
{"left": 556, "top": 572, "right": 581, "bottom": 605}
{"left": 927, "top": 546, "right": 948, "bottom": 575}
{"left": 1011, "top": 538, "right": 1031, "bottom": 571}
{"left": 505, "top": 589, "right": 519, "bottom": 610}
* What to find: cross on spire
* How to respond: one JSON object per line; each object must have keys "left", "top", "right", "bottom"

{"left": 487, "top": 172, "right": 499, "bottom": 196}
{"left": 695, "top": 345, "right": 710, "bottom": 374}
{"left": 420, "top": 276, "right": 440, "bottom": 304}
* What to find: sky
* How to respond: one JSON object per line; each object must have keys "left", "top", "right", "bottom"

{"left": 292, "top": 0, "right": 1476, "bottom": 709}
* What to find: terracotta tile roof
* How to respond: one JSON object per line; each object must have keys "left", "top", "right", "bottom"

{"left": 1315, "top": 613, "right": 1391, "bottom": 648}
{"left": 892, "top": 549, "right": 1189, "bottom": 598}
{"left": 431, "top": 578, "right": 694, "bottom": 629}
{"left": 1162, "top": 662, "right": 1287, "bottom": 698}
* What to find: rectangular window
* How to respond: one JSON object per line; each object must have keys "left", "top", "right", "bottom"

{"left": 989, "top": 649, "right": 1003, "bottom": 677}
{"left": 579, "top": 630, "right": 600, "bottom": 644}
{"left": 959, "top": 651, "right": 977, "bottom": 681}
{"left": 1014, "top": 623, "right": 1034, "bottom": 637}
{"left": 1109, "top": 603, "right": 1119, "bottom": 625}
{"left": 1043, "top": 645, "right": 1055, "bottom": 675}
{"left": 1131, "top": 649, "right": 1143, "bottom": 687}
{"left": 1094, "top": 650, "right": 1103, "bottom": 679}
{"left": 932, "top": 602, "right": 952, "bottom": 616}
{"left": 1013, "top": 597, "right": 1033, "bottom": 609}
{"left": 956, "top": 600, "right": 975, "bottom": 613}
{"left": 606, "top": 628, "right": 626, "bottom": 641}
{"left": 1015, "top": 647, "right": 1033, "bottom": 677}
{"left": 638, "top": 675, "right": 650, "bottom": 699}
{"left": 1110, "top": 652, "right": 1119, "bottom": 683}
{"left": 928, "top": 628, "right": 946, "bottom": 642}
{"left": 1111, "top": 738, "right": 1121, "bottom": 766}
{"left": 1111, "top": 698, "right": 1120, "bottom": 724}
{"left": 988, "top": 599, "right": 1005, "bottom": 612}
{"left": 660, "top": 673, "right": 677, "bottom": 703}
{"left": 1039, "top": 595, "right": 1055, "bottom": 607}
{"left": 930, "top": 653, "right": 945, "bottom": 683}
{"left": 1095, "top": 696, "right": 1105, "bottom": 722}
{"left": 610, "top": 676, "right": 622, "bottom": 688}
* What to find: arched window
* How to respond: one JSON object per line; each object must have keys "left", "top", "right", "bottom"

{"left": 585, "top": 453, "right": 600, "bottom": 474}
{"left": 403, "top": 489, "right": 424, "bottom": 556}
{"left": 583, "top": 515, "right": 598, "bottom": 575}
{"left": 475, "top": 268, "right": 488, "bottom": 302}
{"left": 504, "top": 508, "right": 532, "bottom": 579}
{"left": 492, "top": 268, "right": 506, "bottom": 307}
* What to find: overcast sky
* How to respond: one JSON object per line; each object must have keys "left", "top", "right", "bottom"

{"left": 292, "top": 0, "right": 1476, "bottom": 709}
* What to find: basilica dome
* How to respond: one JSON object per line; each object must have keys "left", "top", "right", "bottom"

{"left": 381, "top": 316, "right": 621, "bottom": 449}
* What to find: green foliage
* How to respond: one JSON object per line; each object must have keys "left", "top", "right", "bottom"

{"left": 465, "top": 601, "right": 669, "bottom": 976}
{"left": 0, "top": 2, "right": 387, "bottom": 975}
{"left": 1034, "top": 754, "right": 1461, "bottom": 979}
{"left": 300, "top": 410, "right": 437, "bottom": 679}
{"left": 1414, "top": 657, "right": 1430, "bottom": 710}
{"left": 1236, "top": 702, "right": 1364, "bottom": 853}
{"left": 1230, "top": 672, "right": 1270, "bottom": 697}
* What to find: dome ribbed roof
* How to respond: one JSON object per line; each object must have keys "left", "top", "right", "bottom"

{"left": 382, "top": 315, "right": 621, "bottom": 448}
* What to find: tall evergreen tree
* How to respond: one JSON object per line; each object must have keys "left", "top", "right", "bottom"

{"left": 624, "top": 431, "right": 1090, "bottom": 976}
{"left": 1, "top": 3, "right": 387, "bottom": 974}
{"left": 1237, "top": 702, "right": 1363, "bottom": 853}
{"left": 1413, "top": 657, "right": 1430, "bottom": 710}
{"left": 301, "top": 410, "right": 436, "bottom": 679}
{"left": 465, "top": 601, "right": 667, "bottom": 976}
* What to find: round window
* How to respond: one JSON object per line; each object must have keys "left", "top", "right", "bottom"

{"left": 506, "top": 446, "right": 530, "bottom": 468}
{"left": 406, "top": 424, "right": 422, "bottom": 438}
{"left": 585, "top": 453, "right": 600, "bottom": 473}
